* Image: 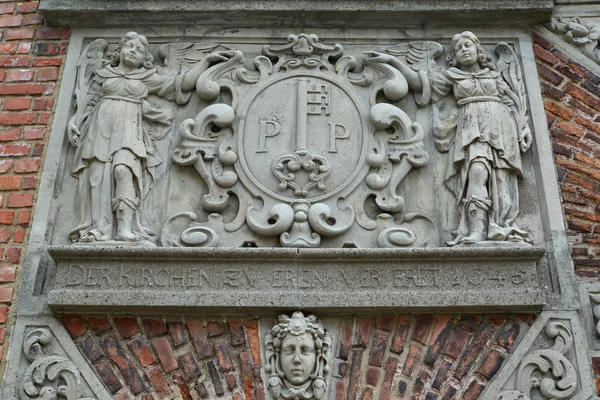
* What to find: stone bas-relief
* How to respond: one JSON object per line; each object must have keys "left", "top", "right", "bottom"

{"left": 57, "top": 31, "right": 539, "bottom": 249}
{"left": 366, "top": 31, "right": 533, "bottom": 246}
{"left": 265, "top": 312, "right": 331, "bottom": 400}
{"left": 550, "top": 17, "right": 600, "bottom": 64}
{"left": 67, "top": 32, "right": 233, "bottom": 245}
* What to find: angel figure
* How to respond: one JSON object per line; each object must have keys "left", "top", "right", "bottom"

{"left": 68, "top": 31, "right": 233, "bottom": 243}
{"left": 365, "top": 31, "right": 533, "bottom": 245}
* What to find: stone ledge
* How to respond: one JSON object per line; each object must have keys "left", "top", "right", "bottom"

{"left": 39, "top": 0, "right": 554, "bottom": 28}
{"left": 47, "top": 246, "right": 546, "bottom": 313}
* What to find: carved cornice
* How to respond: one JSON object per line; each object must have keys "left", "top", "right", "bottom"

{"left": 38, "top": 0, "right": 553, "bottom": 28}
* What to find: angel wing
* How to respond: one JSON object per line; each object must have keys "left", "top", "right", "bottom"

{"left": 72, "top": 38, "right": 107, "bottom": 126}
{"left": 158, "top": 42, "right": 229, "bottom": 73}
{"left": 386, "top": 41, "right": 443, "bottom": 71}
{"left": 495, "top": 43, "right": 532, "bottom": 151}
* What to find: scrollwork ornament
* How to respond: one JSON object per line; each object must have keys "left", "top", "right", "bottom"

{"left": 550, "top": 17, "right": 600, "bottom": 64}
{"left": 265, "top": 312, "right": 331, "bottom": 400}
{"left": 497, "top": 321, "right": 578, "bottom": 400}
{"left": 20, "top": 329, "right": 96, "bottom": 400}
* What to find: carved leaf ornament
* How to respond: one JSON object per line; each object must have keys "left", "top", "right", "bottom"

{"left": 21, "top": 329, "right": 96, "bottom": 400}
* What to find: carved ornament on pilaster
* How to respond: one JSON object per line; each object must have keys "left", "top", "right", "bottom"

{"left": 549, "top": 17, "right": 600, "bottom": 64}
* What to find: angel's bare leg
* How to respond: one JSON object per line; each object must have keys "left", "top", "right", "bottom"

{"left": 113, "top": 164, "right": 137, "bottom": 241}
{"left": 461, "top": 161, "right": 489, "bottom": 244}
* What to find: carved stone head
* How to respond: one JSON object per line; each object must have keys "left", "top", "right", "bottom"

{"left": 106, "top": 31, "right": 154, "bottom": 69}
{"left": 447, "top": 31, "right": 495, "bottom": 70}
{"left": 265, "top": 311, "right": 331, "bottom": 400}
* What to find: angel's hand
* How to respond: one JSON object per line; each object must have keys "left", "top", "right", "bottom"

{"left": 519, "top": 128, "right": 532, "bottom": 153}
{"left": 363, "top": 51, "right": 395, "bottom": 64}
{"left": 68, "top": 121, "right": 81, "bottom": 147}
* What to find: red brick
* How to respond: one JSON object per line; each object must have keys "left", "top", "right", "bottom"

{"left": 555, "top": 120, "right": 585, "bottom": 138}
{"left": 0, "top": 266, "right": 16, "bottom": 282}
{"left": 7, "top": 193, "right": 33, "bottom": 207}
{"left": 129, "top": 337, "right": 156, "bottom": 367}
{"left": 0, "top": 112, "right": 37, "bottom": 125}
{"left": 22, "top": 13, "right": 43, "bottom": 25}
{"left": 361, "top": 387, "right": 374, "bottom": 400}
{"left": 16, "top": 1, "right": 39, "bottom": 13}
{"left": 0, "top": 43, "right": 17, "bottom": 54}
{"left": 0, "top": 3, "right": 14, "bottom": 14}
{"left": 32, "top": 97, "right": 53, "bottom": 111}
{"left": 245, "top": 319, "right": 261, "bottom": 367}
{"left": 0, "top": 15, "right": 23, "bottom": 27}
{"left": 16, "top": 42, "right": 30, "bottom": 53}
{"left": 152, "top": 336, "right": 178, "bottom": 373}
{"left": 114, "top": 392, "right": 132, "bottom": 400}
{"left": 6, "top": 28, "right": 35, "bottom": 41}
{"left": 0, "top": 247, "right": 12, "bottom": 264}
{"left": 432, "top": 359, "right": 453, "bottom": 389}
{"left": 173, "top": 374, "right": 194, "bottom": 400}
{"left": 0, "top": 160, "right": 10, "bottom": 173}
{"left": 347, "top": 349, "right": 364, "bottom": 400}
{"left": 0, "top": 70, "right": 5, "bottom": 81}
{"left": 228, "top": 319, "right": 246, "bottom": 346}
{"left": 36, "top": 27, "right": 70, "bottom": 40}
{"left": 146, "top": 365, "right": 172, "bottom": 398}
{"left": 102, "top": 332, "right": 149, "bottom": 394}
{"left": 338, "top": 322, "right": 353, "bottom": 360}
{"left": 556, "top": 62, "right": 583, "bottom": 82}
{"left": 544, "top": 101, "right": 574, "bottom": 121}
{"left": 13, "top": 227, "right": 25, "bottom": 242}
{"left": 375, "top": 315, "right": 395, "bottom": 331}
{"left": 0, "top": 307, "right": 7, "bottom": 323}
{"left": 424, "top": 315, "right": 453, "bottom": 366}
{"left": 445, "top": 326, "right": 470, "bottom": 359}
{"left": 0, "top": 176, "right": 21, "bottom": 190}
{"left": 379, "top": 357, "right": 398, "bottom": 400}
{"left": 141, "top": 318, "right": 166, "bottom": 337}
{"left": 368, "top": 333, "right": 388, "bottom": 367}
{"left": 87, "top": 317, "right": 110, "bottom": 334}
{"left": 23, "top": 127, "right": 45, "bottom": 139}
{"left": 0, "top": 287, "right": 13, "bottom": 303}
{"left": 79, "top": 335, "right": 103, "bottom": 362}
{"left": 401, "top": 344, "right": 422, "bottom": 377}
{"left": 38, "top": 111, "right": 50, "bottom": 124}
{"left": 4, "top": 98, "right": 31, "bottom": 111}
{"left": 412, "top": 315, "right": 434, "bottom": 344}
{"left": 477, "top": 349, "right": 505, "bottom": 379}
{"left": 167, "top": 320, "right": 187, "bottom": 346}
{"left": 0, "top": 56, "right": 30, "bottom": 67}
{"left": 454, "top": 323, "right": 496, "bottom": 381}
{"left": 440, "top": 385, "right": 458, "bottom": 400}
{"left": 179, "top": 351, "right": 201, "bottom": 380}
{"left": 0, "top": 210, "right": 14, "bottom": 224}
{"left": 532, "top": 30, "right": 552, "bottom": 50}
{"left": 43, "top": 82, "right": 55, "bottom": 95}
{"left": 462, "top": 379, "right": 486, "bottom": 400}
{"left": 33, "top": 58, "right": 61, "bottom": 67}
{"left": 564, "top": 82, "right": 600, "bottom": 112}
{"left": 195, "top": 382, "right": 210, "bottom": 399}
{"left": 37, "top": 68, "right": 58, "bottom": 81}
{"left": 7, "top": 69, "right": 34, "bottom": 82}
{"left": 207, "top": 360, "right": 225, "bottom": 397}
{"left": 32, "top": 142, "right": 43, "bottom": 156}
{"left": 0, "top": 229, "right": 11, "bottom": 243}
{"left": 365, "top": 366, "right": 380, "bottom": 386}
{"left": 61, "top": 315, "right": 87, "bottom": 338}
{"left": 17, "top": 209, "right": 30, "bottom": 225}
{"left": 94, "top": 358, "right": 122, "bottom": 394}
{"left": 186, "top": 320, "right": 212, "bottom": 359}
{"left": 207, "top": 320, "right": 224, "bottom": 337}
{"left": 14, "top": 158, "right": 39, "bottom": 173}
{"left": 534, "top": 44, "right": 559, "bottom": 65}
{"left": 21, "top": 176, "right": 36, "bottom": 189}
{"left": 540, "top": 81, "right": 565, "bottom": 100}
{"left": 412, "top": 370, "right": 429, "bottom": 396}
{"left": 390, "top": 316, "right": 411, "bottom": 354}
{"left": 354, "top": 317, "right": 372, "bottom": 348}
{"left": 226, "top": 373, "right": 237, "bottom": 390}
{"left": 113, "top": 317, "right": 140, "bottom": 338}
{"left": 215, "top": 341, "right": 234, "bottom": 372}
{"left": 537, "top": 63, "right": 564, "bottom": 86}
{"left": 240, "top": 351, "right": 255, "bottom": 400}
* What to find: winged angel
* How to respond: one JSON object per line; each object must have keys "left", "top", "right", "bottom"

{"left": 67, "top": 32, "right": 232, "bottom": 244}
{"left": 365, "top": 31, "right": 533, "bottom": 245}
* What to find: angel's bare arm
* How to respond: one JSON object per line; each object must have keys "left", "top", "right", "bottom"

{"left": 364, "top": 52, "right": 423, "bottom": 91}
{"left": 180, "top": 51, "right": 235, "bottom": 92}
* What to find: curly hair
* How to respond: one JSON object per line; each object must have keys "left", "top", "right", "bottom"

{"left": 447, "top": 31, "right": 495, "bottom": 70}
{"left": 104, "top": 31, "right": 154, "bottom": 69}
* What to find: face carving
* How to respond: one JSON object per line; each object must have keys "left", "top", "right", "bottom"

{"left": 280, "top": 332, "right": 317, "bottom": 385}
{"left": 453, "top": 36, "right": 478, "bottom": 66}
{"left": 120, "top": 38, "right": 146, "bottom": 69}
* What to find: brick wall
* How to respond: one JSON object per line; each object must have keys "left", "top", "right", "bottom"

{"left": 0, "top": 0, "right": 69, "bottom": 378}
{"left": 533, "top": 30, "right": 600, "bottom": 278}
{"left": 61, "top": 313, "right": 532, "bottom": 399}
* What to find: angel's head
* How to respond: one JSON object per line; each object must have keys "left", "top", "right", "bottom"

{"left": 106, "top": 32, "right": 154, "bottom": 69}
{"left": 447, "top": 31, "right": 495, "bottom": 70}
